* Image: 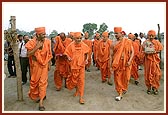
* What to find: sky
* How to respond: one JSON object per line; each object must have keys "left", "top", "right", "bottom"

{"left": 2, "top": 2, "right": 166, "bottom": 35}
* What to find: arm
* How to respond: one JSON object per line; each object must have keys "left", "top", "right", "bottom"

{"left": 109, "top": 43, "right": 114, "bottom": 68}
{"left": 85, "top": 53, "right": 89, "bottom": 64}
{"left": 127, "top": 45, "right": 134, "bottom": 66}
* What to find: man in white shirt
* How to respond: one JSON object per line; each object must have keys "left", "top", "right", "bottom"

{"left": 139, "top": 32, "right": 146, "bottom": 45}
{"left": 19, "top": 35, "right": 30, "bottom": 85}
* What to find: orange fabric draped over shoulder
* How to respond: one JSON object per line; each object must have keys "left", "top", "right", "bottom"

{"left": 64, "top": 41, "right": 89, "bottom": 97}
{"left": 131, "top": 41, "right": 140, "bottom": 80}
{"left": 25, "top": 37, "right": 52, "bottom": 100}
{"left": 97, "top": 39, "right": 112, "bottom": 81}
{"left": 82, "top": 38, "right": 93, "bottom": 69}
{"left": 112, "top": 38, "right": 133, "bottom": 94}
{"left": 53, "top": 36, "right": 72, "bottom": 90}
{"left": 143, "top": 39, "right": 163, "bottom": 90}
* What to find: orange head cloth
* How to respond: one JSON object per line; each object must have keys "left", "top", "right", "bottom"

{"left": 148, "top": 30, "right": 156, "bottom": 36}
{"left": 102, "top": 32, "right": 109, "bottom": 37}
{"left": 35, "top": 27, "right": 45, "bottom": 35}
{"left": 73, "top": 32, "right": 82, "bottom": 39}
{"left": 128, "top": 33, "right": 134, "bottom": 39}
{"left": 114, "top": 27, "right": 122, "bottom": 33}
{"left": 95, "top": 33, "right": 100, "bottom": 37}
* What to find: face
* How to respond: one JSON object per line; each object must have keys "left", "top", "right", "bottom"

{"left": 85, "top": 33, "right": 89, "bottom": 39}
{"left": 102, "top": 35, "right": 108, "bottom": 42}
{"left": 148, "top": 34, "right": 155, "bottom": 40}
{"left": 74, "top": 37, "right": 82, "bottom": 44}
{"left": 114, "top": 32, "right": 122, "bottom": 39}
{"left": 18, "top": 36, "right": 23, "bottom": 42}
{"left": 36, "top": 33, "right": 46, "bottom": 41}
{"left": 60, "top": 33, "right": 66, "bottom": 40}
{"left": 23, "top": 35, "right": 29, "bottom": 43}
{"left": 96, "top": 36, "right": 100, "bottom": 40}
{"left": 140, "top": 33, "right": 144, "bottom": 38}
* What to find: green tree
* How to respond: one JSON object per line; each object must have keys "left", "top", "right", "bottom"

{"left": 29, "top": 30, "right": 35, "bottom": 36}
{"left": 97, "top": 23, "right": 108, "bottom": 35}
{"left": 49, "top": 30, "right": 58, "bottom": 38}
{"left": 82, "top": 23, "right": 97, "bottom": 39}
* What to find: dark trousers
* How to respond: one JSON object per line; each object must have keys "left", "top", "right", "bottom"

{"left": 7, "top": 55, "right": 16, "bottom": 76}
{"left": 20, "top": 57, "right": 30, "bottom": 83}
{"left": 51, "top": 53, "right": 55, "bottom": 65}
{"left": 92, "top": 53, "right": 95, "bottom": 66}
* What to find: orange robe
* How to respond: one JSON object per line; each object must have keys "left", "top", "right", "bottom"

{"left": 112, "top": 38, "right": 133, "bottom": 94}
{"left": 53, "top": 36, "right": 72, "bottom": 90}
{"left": 25, "top": 38, "right": 52, "bottom": 100}
{"left": 93, "top": 39, "right": 100, "bottom": 68}
{"left": 143, "top": 39, "right": 163, "bottom": 90}
{"left": 97, "top": 39, "right": 112, "bottom": 81}
{"left": 64, "top": 41, "right": 89, "bottom": 97}
{"left": 131, "top": 41, "right": 140, "bottom": 80}
{"left": 82, "top": 39, "right": 92, "bottom": 69}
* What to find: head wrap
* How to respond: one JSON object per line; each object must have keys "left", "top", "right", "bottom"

{"left": 73, "top": 32, "right": 82, "bottom": 38}
{"left": 148, "top": 30, "right": 156, "bottom": 36}
{"left": 35, "top": 27, "right": 45, "bottom": 35}
{"left": 114, "top": 27, "right": 122, "bottom": 33}
{"left": 102, "top": 32, "right": 109, "bottom": 37}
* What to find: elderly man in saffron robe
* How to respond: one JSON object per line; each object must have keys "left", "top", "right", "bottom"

{"left": 128, "top": 33, "right": 140, "bottom": 85}
{"left": 142, "top": 30, "right": 163, "bottom": 95}
{"left": 53, "top": 32, "right": 72, "bottom": 91}
{"left": 96, "top": 32, "right": 112, "bottom": 85}
{"left": 82, "top": 32, "right": 93, "bottom": 72}
{"left": 64, "top": 32, "right": 89, "bottom": 104}
{"left": 25, "top": 27, "right": 52, "bottom": 111}
{"left": 110, "top": 27, "right": 134, "bottom": 101}
{"left": 93, "top": 32, "right": 101, "bottom": 69}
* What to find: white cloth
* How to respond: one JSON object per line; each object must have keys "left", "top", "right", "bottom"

{"left": 19, "top": 41, "right": 28, "bottom": 57}
{"left": 141, "top": 37, "right": 146, "bottom": 45}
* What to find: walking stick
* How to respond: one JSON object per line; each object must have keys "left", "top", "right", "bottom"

{"left": 157, "top": 24, "right": 162, "bottom": 68}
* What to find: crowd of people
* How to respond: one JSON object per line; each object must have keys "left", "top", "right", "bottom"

{"left": 4, "top": 26, "right": 163, "bottom": 111}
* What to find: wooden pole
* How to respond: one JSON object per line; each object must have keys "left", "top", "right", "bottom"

{"left": 157, "top": 24, "right": 162, "bottom": 68}
{"left": 10, "top": 16, "right": 23, "bottom": 101}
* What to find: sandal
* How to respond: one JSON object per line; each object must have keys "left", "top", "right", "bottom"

{"left": 79, "top": 98, "right": 85, "bottom": 104}
{"left": 102, "top": 79, "right": 107, "bottom": 83}
{"left": 147, "top": 90, "right": 151, "bottom": 94}
{"left": 115, "top": 96, "right": 122, "bottom": 101}
{"left": 56, "top": 88, "right": 61, "bottom": 91}
{"left": 122, "top": 90, "right": 127, "bottom": 95}
{"left": 135, "top": 81, "right": 139, "bottom": 85}
{"left": 153, "top": 90, "right": 159, "bottom": 95}
{"left": 107, "top": 81, "right": 113, "bottom": 86}
{"left": 35, "top": 96, "right": 46, "bottom": 103}
{"left": 39, "top": 106, "right": 45, "bottom": 111}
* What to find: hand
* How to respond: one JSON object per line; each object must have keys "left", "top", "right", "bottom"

{"left": 126, "top": 61, "right": 131, "bottom": 66}
{"left": 48, "top": 62, "right": 51, "bottom": 71}
{"left": 36, "top": 41, "right": 43, "bottom": 49}
{"left": 85, "top": 59, "right": 88, "bottom": 64}
{"left": 67, "top": 57, "right": 72, "bottom": 61}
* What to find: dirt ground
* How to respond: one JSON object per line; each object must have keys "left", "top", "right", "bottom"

{"left": 3, "top": 59, "right": 165, "bottom": 113}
